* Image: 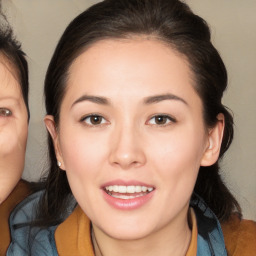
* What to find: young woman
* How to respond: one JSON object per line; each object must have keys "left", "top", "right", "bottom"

{"left": 8, "top": 0, "right": 256, "bottom": 255}
{"left": 0, "top": 14, "right": 31, "bottom": 255}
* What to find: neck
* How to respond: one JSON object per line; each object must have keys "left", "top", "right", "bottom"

{"left": 92, "top": 208, "right": 192, "bottom": 256}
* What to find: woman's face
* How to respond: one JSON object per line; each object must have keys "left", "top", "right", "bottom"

{"left": 0, "top": 57, "right": 28, "bottom": 204}
{"left": 47, "top": 39, "right": 222, "bottom": 240}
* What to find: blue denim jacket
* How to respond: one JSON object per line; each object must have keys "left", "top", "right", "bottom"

{"left": 7, "top": 191, "right": 227, "bottom": 256}
{"left": 190, "top": 196, "right": 227, "bottom": 255}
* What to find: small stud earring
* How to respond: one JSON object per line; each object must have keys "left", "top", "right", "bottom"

{"left": 57, "top": 161, "right": 62, "bottom": 167}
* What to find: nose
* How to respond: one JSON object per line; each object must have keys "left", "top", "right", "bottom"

{"left": 108, "top": 124, "right": 146, "bottom": 170}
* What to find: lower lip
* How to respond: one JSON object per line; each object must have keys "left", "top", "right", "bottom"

{"left": 102, "top": 190, "right": 155, "bottom": 210}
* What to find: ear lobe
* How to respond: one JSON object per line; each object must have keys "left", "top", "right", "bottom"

{"left": 44, "top": 115, "right": 66, "bottom": 170}
{"left": 200, "top": 113, "right": 225, "bottom": 167}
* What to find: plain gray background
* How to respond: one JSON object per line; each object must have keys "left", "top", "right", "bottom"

{"left": 3, "top": 0, "right": 256, "bottom": 220}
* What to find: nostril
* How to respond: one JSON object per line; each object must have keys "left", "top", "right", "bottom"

{"left": 110, "top": 154, "right": 146, "bottom": 170}
{"left": 108, "top": 133, "right": 146, "bottom": 169}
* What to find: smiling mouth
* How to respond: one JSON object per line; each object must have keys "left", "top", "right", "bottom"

{"left": 104, "top": 185, "right": 154, "bottom": 200}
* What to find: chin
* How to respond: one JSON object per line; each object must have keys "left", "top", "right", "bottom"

{"left": 96, "top": 219, "right": 156, "bottom": 241}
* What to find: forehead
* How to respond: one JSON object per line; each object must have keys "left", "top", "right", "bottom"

{"left": 65, "top": 38, "right": 199, "bottom": 102}
{"left": 0, "top": 56, "right": 21, "bottom": 92}
{"left": 70, "top": 38, "right": 190, "bottom": 73}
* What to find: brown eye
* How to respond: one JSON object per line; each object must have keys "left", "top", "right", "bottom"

{"left": 81, "top": 114, "right": 107, "bottom": 126}
{"left": 155, "top": 116, "right": 168, "bottom": 125}
{"left": 148, "top": 115, "right": 176, "bottom": 126}
{"left": 0, "top": 108, "right": 12, "bottom": 117}
{"left": 90, "top": 115, "right": 102, "bottom": 125}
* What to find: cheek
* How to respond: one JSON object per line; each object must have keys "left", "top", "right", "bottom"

{"left": 147, "top": 124, "right": 206, "bottom": 189}
{"left": 0, "top": 120, "right": 28, "bottom": 158}
{"left": 58, "top": 130, "right": 109, "bottom": 211}
{"left": 150, "top": 127, "right": 205, "bottom": 165}
{"left": 0, "top": 121, "right": 28, "bottom": 203}
{"left": 0, "top": 124, "right": 16, "bottom": 156}
{"left": 59, "top": 129, "right": 107, "bottom": 177}
{"left": 145, "top": 128, "right": 206, "bottom": 217}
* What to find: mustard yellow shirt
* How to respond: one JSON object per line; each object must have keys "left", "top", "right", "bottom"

{"left": 0, "top": 180, "right": 31, "bottom": 255}
{"left": 222, "top": 213, "right": 256, "bottom": 255}
{"left": 55, "top": 206, "right": 198, "bottom": 256}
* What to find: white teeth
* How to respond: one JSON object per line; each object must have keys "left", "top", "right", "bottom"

{"left": 127, "top": 186, "right": 135, "bottom": 193}
{"left": 135, "top": 186, "right": 141, "bottom": 192}
{"left": 112, "top": 194, "right": 142, "bottom": 199}
{"left": 119, "top": 186, "right": 127, "bottom": 193}
{"left": 105, "top": 185, "right": 153, "bottom": 194}
{"left": 142, "top": 186, "right": 147, "bottom": 192}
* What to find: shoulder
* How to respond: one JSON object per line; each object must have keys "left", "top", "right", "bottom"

{"left": 7, "top": 190, "right": 45, "bottom": 255}
{"left": 9, "top": 189, "right": 42, "bottom": 225}
{"left": 7, "top": 190, "right": 58, "bottom": 255}
{"left": 190, "top": 194, "right": 227, "bottom": 255}
{"left": 221, "top": 213, "right": 256, "bottom": 256}
{"left": 7, "top": 190, "right": 76, "bottom": 256}
{"left": 0, "top": 179, "right": 32, "bottom": 255}
{"left": 11, "top": 179, "right": 31, "bottom": 196}
{"left": 0, "top": 179, "right": 32, "bottom": 215}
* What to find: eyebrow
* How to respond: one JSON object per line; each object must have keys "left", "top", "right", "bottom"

{"left": 71, "top": 93, "right": 188, "bottom": 108}
{"left": 72, "top": 95, "right": 109, "bottom": 108}
{"left": 0, "top": 96, "right": 20, "bottom": 102}
{"left": 144, "top": 93, "right": 188, "bottom": 105}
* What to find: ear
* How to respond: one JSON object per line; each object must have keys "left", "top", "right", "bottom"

{"left": 44, "top": 115, "right": 66, "bottom": 170}
{"left": 200, "top": 113, "right": 225, "bottom": 166}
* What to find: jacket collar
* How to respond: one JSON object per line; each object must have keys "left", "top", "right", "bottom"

{"left": 190, "top": 194, "right": 227, "bottom": 256}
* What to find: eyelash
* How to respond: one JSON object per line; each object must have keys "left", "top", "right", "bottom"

{"left": 80, "top": 114, "right": 176, "bottom": 127}
{"left": 0, "top": 108, "right": 12, "bottom": 117}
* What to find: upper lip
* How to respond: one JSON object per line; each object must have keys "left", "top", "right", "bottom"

{"left": 101, "top": 179, "right": 155, "bottom": 189}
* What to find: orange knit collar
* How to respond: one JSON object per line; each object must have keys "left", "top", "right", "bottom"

{"left": 55, "top": 206, "right": 198, "bottom": 256}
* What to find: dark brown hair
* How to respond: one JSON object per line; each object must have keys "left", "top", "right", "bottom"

{"left": 40, "top": 0, "right": 240, "bottom": 226}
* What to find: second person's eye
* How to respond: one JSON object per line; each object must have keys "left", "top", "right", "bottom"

{"left": 0, "top": 108, "right": 12, "bottom": 117}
